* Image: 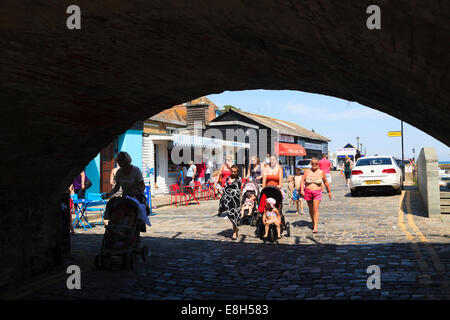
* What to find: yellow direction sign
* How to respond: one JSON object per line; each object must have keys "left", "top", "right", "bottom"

{"left": 388, "top": 131, "right": 402, "bottom": 137}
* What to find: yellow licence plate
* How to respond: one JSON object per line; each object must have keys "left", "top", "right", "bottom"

{"left": 365, "top": 180, "right": 381, "bottom": 185}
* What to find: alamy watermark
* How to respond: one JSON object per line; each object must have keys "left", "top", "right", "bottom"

{"left": 169, "top": 121, "right": 276, "bottom": 166}
{"left": 66, "top": 265, "right": 81, "bottom": 290}
{"left": 66, "top": 5, "right": 81, "bottom": 30}
{"left": 366, "top": 265, "right": 381, "bottom": 289}
{"left": 366, "top": 5, "right": 381, "bottom": 30}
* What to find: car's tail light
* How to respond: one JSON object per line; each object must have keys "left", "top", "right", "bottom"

{"left": 382, "top": 168, "right": 396, "bottom": 174}
{"left": 352, "top": 170, "right": 363, "bottom": 175}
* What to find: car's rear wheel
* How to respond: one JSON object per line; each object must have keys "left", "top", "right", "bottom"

{"left": 350, "top": 189, "right": 358, "bottom": 197}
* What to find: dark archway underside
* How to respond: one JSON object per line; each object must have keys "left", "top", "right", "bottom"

{"left": 0, "top": 0, "right": 449, "bottom": 286}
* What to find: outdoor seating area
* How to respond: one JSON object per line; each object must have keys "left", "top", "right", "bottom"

{"left": 169, "top": 182, "right": 218, "bottom": 207}
{"left": 71, "top": 193, "right": 108, "bottom": 231}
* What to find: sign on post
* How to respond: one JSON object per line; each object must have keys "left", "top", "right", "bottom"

{"left": 388, "top": 131, "right": 402, "bottom": 137}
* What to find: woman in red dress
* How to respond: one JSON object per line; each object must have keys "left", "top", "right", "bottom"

{"left": 262, "top": 156, "right": 283, "bottom": 189}
{"left": 214, "top": 155, "right": 234, "bottom": 189}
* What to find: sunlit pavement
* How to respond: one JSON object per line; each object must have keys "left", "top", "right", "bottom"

{"left": 15, "top": 172, "right": 450, "bottom": 300}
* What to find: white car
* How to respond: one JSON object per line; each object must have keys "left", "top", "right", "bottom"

{"left": 350, "top": 156, "right": 403, "bottom": 196}
{"left": 296, "top": 159, "right": 312, "bottom": 174}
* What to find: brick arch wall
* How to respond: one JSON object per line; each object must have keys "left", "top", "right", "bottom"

{"left": 0, "top": 0, "right": 449, "bottom": 286}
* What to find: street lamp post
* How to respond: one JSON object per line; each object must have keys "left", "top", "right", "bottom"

{"left": 401, "top": 120, "right": 405, "bottom": 182}
{"left": 356, "top": 136, "right": 360, "bottom": 151}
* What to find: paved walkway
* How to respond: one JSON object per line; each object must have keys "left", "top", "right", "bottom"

{"left": 6, "top": 172, "right": 450, "bottom": 299}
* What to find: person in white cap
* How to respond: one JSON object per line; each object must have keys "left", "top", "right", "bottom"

{"left": 262, "top": 197, "right": 281, "bottom": 239}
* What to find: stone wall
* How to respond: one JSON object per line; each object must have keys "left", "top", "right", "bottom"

{"left": 417, "top": 147, "right": 441, "bottom": 218}
{"left": 0, "top": 200, "right": 64, "bottom": 287}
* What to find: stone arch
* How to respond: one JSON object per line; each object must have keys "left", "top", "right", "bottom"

{"left": 0, "top": 0, "right": 449, "bottom": 285}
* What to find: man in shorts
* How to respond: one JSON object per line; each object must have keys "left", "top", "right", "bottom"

{"left": 319, "top": 154, "right": 332, "bottom": 193}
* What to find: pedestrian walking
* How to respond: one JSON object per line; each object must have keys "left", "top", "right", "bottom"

{"left": 262, "top": 156, "right": 283, "bottom": 189}
{"left": 262, "top": 153, "right": 271, "bottom": 172}
{"left": 301, "top": 157, "right": 332, "bottom": 233}
{"left": 102, "top": 151, "right": 151, "bottom": 231}
{"left": 319, "top": 153, "right": 333, "bottom": 192}
{"left": 68, "top": 184, "right": 76, "bottom": 235}
{"left": 195, "top": 160, "right": 206, "bottom": 184}
{"left": 245, "top": 156, "right": 262, "bottom": 185}
{"left": 218, "top": 165, "right": 242, "bottom": 240}
{"left": 214, "top": 155, "right": 233, "bottom": 189}
{"left": 185, "top": 161, "right": 197, "bottom": 186}
{"left": 176, "top": 165, "right": 184, "bottom": 189}
{"left": 287, "top": 175, "right": 294, "bottom": 206}
{"left": 72, "top": 170, "right": 91, "bottom": 199}
{"left": 293, "top": 167, "right": 304, "bottom": 214}
{"left": 205, "top": 158, "right": 214, "bottom": 184}
{"left": 343, "top": 156, "right": 353, "bottom": 187}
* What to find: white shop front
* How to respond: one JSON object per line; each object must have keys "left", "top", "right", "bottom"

{"left": 143, "top": 133, "right": 250, "bottom": 195}
{"left": 336, "top": 147, "right": 357, "bottom": 170}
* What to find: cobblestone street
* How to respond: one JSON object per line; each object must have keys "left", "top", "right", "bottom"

{"left": 11, "top": 172, "right": 450, "bottom": 300}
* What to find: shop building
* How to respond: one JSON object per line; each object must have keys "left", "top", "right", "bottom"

{"left": 336, "top": 143, "right": 364, "bottom": 170}
{"left": 141, "top": 97, "right": 249, "bottom": 195}
{"left": 209, "top": 108, "right": 330, "bottom": 177}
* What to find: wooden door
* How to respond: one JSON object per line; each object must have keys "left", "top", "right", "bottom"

{"left": 100, "top": 139, "right": 117, "bottom": 193}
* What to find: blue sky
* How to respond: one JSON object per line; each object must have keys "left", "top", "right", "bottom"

{"left": 207, "top": 90, "right": 450, "bottom": 162}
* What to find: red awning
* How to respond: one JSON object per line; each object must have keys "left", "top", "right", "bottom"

{"left": 275, "top": 142, "right": 306, "bottom": 156}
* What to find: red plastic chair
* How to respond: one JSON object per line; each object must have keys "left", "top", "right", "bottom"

{"left": 202, "top": 183, "right": 215, "bottom": 200}
{"left": 193, "top": 181, "right": 207, "bottom": 199}
{"left": 169, "top": 184, "right": 187, "bottom": 207}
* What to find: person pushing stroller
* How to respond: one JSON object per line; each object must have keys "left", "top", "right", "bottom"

{"left": 102, "top": 151, "right": 151, "bottom": 230}
{"left": 96, "top": 152, "right": 151, "bottom": 269}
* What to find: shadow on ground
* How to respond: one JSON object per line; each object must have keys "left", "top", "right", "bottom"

{"left": 2, "top": 231, "right": 449, "bottom": 300}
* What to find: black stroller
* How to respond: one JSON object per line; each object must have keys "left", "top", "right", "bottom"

{"left": 255, "top": 186, "right": 291, "bottom": 242}
{"left": 237, "top": 180, "right": 260, "bottom": 226}
{"left": 94, "top": 197, "right": 149, "bottom": 270}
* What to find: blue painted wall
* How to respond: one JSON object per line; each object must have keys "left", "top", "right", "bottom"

{"left": 85, "top": 154, "right": 100, "bottom": 194}
{"left": 84, "top": 128, "right": 142, "bottom": 196}
{"left": 117, "top": 129, "right": 143, "bottom": 170}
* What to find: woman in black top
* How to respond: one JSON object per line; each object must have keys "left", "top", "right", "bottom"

{"left": 246, "top": 156, "right": 262, "bottom": 185}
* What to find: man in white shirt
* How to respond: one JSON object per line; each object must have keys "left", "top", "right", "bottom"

{"left": 205, "top": 157, "right": 214, "bottom": 184}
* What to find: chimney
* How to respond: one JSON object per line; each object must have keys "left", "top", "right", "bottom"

{"left": 186, "top": 102, "right": 209, "bottom": 130}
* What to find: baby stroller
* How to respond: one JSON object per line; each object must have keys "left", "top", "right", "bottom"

{"left": 94, "top": 197, "right": 149, "bottom": 270}
{"left": 237, "top": 180, "right": 260, "bottom": 226}
{"left": 255, "top": 186, "right": 291, "bottom": 243}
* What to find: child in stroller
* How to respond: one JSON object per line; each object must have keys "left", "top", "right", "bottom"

{"left": 256, "top": 186, "right": 291, "bottom": 242}
{"left": 262, "top": 197, "right": 281, "bottom": 239}
{"left": 241, "top": 193, "right": 257, "bottom": 218}
{"left": 238, "top": 180, "right": 259, "bottom": 226}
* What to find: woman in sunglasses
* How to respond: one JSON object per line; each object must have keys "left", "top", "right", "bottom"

{"left": 300, "top": 157, "right": 332, "bottom": 233}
